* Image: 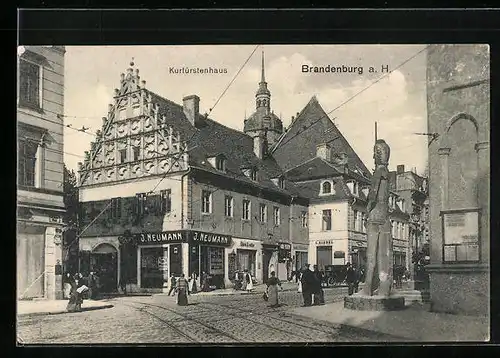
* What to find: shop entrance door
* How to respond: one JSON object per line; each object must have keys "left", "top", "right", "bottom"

{"left": 170, "top": 244, "right": 182, "bottom": 276}
{"left": 316, "top": 246, "right": 332, "bottom": 271}
{"left": 91, "top": 244, "right": 118, "bottom": 293}
{"left": 140, "top": 247, "right": 164, "bottom": 289}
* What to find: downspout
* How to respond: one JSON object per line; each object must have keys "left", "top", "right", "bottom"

{"left": 180, "top": 167, "right": 192, "bottom": 230}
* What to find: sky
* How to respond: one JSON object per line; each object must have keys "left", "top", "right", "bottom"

{"left": 63, "top": 45, "right": 428, "bottom": 175}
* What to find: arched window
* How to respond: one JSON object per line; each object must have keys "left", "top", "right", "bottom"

{"left": 322, "top": 181, "right": 332, "bottom": 194}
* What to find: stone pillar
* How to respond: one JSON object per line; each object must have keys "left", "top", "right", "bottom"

{"left": 181, "top": 242, "right": 189, "bottom": 277}
{"left": 475, "top": 141, "right": 489, "bottom": 264}
{"left": 44, "top": 227, "right": 63, "bottom": 300}
{"left": 438, "top": 148, "right": 451, "bottom": 211}
{"left": 162, "top": 245, "right": 169, "bottom": 293}
{"left": 137, "top": 246, "right": 141, "bottom": 289}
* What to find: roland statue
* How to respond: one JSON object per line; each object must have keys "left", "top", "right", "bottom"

{"left": 361, "top": 138, "right": 394, "bottom": 297}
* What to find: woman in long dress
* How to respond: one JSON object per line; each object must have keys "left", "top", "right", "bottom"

{"left": 244, "top": 270, "right": 253, "bottom": 292}
{"left": 66, "top": 273, "right": 84, "bottom": 312}
{"left": 176, "top": 274, "right": 189, "bottom": 306}
{"left": 266, "top": 271, "right": 282, "bottom": 308}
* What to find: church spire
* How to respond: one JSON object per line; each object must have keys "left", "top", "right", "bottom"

{"left": 256, "top": 48, "right": 271, "bottom": 113}
{"left": 261, "top": 50, "right": 266, "bottom": 83}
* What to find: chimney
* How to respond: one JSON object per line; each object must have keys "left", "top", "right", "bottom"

{"left": 183, "top": 95, "right": 202, "bottom": 128}
{"left": 397, "top": 164, "right": 405, "bottom": 174}
{"left": 253, "top": 132, "right": 267, "bottom": 159}
{"left": 316, "top": 143, "right": 332, "bottom": 161}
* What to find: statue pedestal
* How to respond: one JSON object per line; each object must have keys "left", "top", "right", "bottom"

{"left": 344, "top": 293, "right": 405, "bottom": 311}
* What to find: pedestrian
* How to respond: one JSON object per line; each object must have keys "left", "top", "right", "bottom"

{"left": 66, "top": 273, "right": 86, "bottom": 312}
{"left": 312, "top": 265, "right": 325, "bottom": 305}
{"left": 176, "top": 273, "right": 189, "bottom": 306}
{"left": 353, "top": 266, "right": 360, "bottom": 293}
{"left": 63, "top": 272, "right": 74, "bottom": 299}
{"left": 168, "top": 274, "right": 177, "bottom": 296}
{"left": 244, "top": 269, "right": 254, "bottom": 293}
{"left": 297, "top": 270, "right": 303, "bottom": 293}
{"left": 87, "top": 272, "right": 96, "bottom": 300}
{"left": 266, "top": 271, "right": 283, "bottom": 308}
{"left": 201, "top": 271, "right": 210, "bottom": 292}
{"left": 300, "top": 264, "right": 314, "bottom": 307}
{"left": 346, "top": 263, "right": 357, "bottom": 296}
{"left": 189, "top": 272, "right": 198, "bottom": 294}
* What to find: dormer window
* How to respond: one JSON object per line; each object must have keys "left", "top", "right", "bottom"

{"left": 346, "top": 181, "right": 359, "bottom": 196}
{"left": 250, "top": 169, "right": 257, "bottom": 181}
{"left": 278, "top": 176, "right": 285, "bottom": 189}
{"left": 208, "top": 154, "right": 227, "bottom": 172}
{"left": 216, "top": 156, "right": 226, "bottom": 172}
{"left": 242, "top": 167, "right": 258, "bottom": 181}
{"left": 321, "top": 181, "right": 332, "bottom": 194}
{"left": 271, "top": 176, "right": 285, "bottom": 189}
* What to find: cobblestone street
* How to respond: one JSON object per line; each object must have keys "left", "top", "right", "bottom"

{"left": 17, "top": 287, "right": 394, "bottom": 344}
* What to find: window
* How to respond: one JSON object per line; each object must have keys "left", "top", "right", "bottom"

{"left": 353, "top": 210, "right": 358, "bottom": 230}
{"left": 216, "top": 156, "right": 226, "bottom": 172}
{"left": 224, "top": 196, "right": 233, "bottom": 217}
{"left": 322, "top": 209, "right": 332, "bottom": 231}
{"left": 273, "top": 206, "right": 280, "bottom": 226}
{"left": 133, "top": 146, "right": 140, "bottom": 161}
{"left": 391, "top": 221, "right": 397, "bottom": 238}
{"left": 202, "top": 190, "right": 212, "bottom": 214}
{"left": 119, "top": 148, "right": 127, "bottom": 163}
{"left": 301, "top": 211, "right": 308, "bottom": 228}
{"left": 18, "top": 139, "right": 38, "bottom": 187}
{"left": 361, "top": 213, "right": 367, "bottom": 232}
{"left": 136, "top": 193, "right": 147, "bottom": 216}
{"left": 109, "top": 197, "right": 122, "bottom": 220}
{"left": 259, "top": 203, "right": 267, "bottom": 222}
{"left": 242, "top": 199, "right": 251, "bottom": 220}
{"left": 353, "top": 182, "right": 358, "bottom": 196}
{"left": 19, "top": 59, "right": 41, "bottom": 109}
{"left": 160, "top": 189, "right": 171, "bottom": 214}
{"left": 322, "top": 181, "right": 332, "bottom": 194}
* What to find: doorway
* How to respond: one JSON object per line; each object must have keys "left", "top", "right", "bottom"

{"left": 316, "top": 246, "right": 333, "bottom": 270}
{"left": 262, "top": 249, "right": 273, "bottom": 283}
{"left": 91, "top": 244, "right": 118, "bottom": 293}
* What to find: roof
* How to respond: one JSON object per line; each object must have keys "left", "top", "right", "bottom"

{"left": 271, "top": 96, "right": 371, "bottom": 177}
{"left": 147, "top": 92, "right": 304, "bottom": 197}
{"left": 285, "top": 157, "right": 345, "bottom": 182}
{"left": 244, "top": 111, "right": 283, "bottom": 133}
{"left": 293, "top": 177, "right": 357, "bottom": 204}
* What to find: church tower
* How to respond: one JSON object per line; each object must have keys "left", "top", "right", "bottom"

{"left": 244, "top": 50, "right": 283, "bottom": 149}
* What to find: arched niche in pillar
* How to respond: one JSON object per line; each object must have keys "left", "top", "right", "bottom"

{"left": 439, "top": 112, "right": 479, "bottom": 209}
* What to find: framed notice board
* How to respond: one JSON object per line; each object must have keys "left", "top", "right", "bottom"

{"left": 442, "top": 210, "right": 480, "bottom": 262}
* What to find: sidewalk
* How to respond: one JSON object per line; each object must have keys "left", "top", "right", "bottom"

{"left": 17, "top": 299, "right": 114, "bottom": 317}
{"left": 156, "top": 281, "right": 300, "bottom": 297}
{"left": 290, "top": 300, "right": 489, "bottom": 342}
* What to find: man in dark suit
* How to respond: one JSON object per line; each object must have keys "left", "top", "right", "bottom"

{"left": 301, "top": 264, "right": 314, "bottom": 306}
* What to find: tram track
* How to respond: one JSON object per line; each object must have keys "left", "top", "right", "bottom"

{"left": 119, "top": 300, "right": 244, "bottom": 343}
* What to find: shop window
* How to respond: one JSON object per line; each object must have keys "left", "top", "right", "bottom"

{"left": 322, "top": 209, "right": 332, "bottom": 231}
{"left": 273, "top": 206, "right": 280, "bottom": 226}
{"left": 224, "top": 195, "right": 234, "bottom": 217}
{"left": 202, "top": 190, "right": 212, "bottom": 214}
{"left": 160, "top": 189, "right": 171, "bottom": 214}
{"left": 259, "top": 203, "right": 267, "bottom": 222}
{"left": 301, "top": 211, "right": 308, "bottom": 228}
{"left": 242, "top": 199, "right": 251, "bottom": 220}
{"left": 140, "top": 247, "right": 165, "bottom": 289}
{"left": 18, "top": 139, "right": 38, "bottom": 187}
{"left": 19, "top": 59, "right": 42, "bottom": 110}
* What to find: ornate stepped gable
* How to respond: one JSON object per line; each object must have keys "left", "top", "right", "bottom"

{"left": 78, "top": 61, "right": 189, "bottom": 187}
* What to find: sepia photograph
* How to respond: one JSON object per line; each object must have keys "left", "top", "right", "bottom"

{"left": 16, "top": 43, "right": 490, "bottom": 344}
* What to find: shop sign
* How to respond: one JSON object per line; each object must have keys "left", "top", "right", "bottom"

{"left": 137, "top": 231, "right": 186, "bottom": 245}
{"left": 157, "top": 257, "right": 168, "bottom": 271}
{"left": 190, "top": 231, "right": 232, "bottom": 247}
{"left": 240, "top": 240, "right": 256, "bottom": 248}
{"left": 315, "top": 239, "right": 335, "bottom": 246}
